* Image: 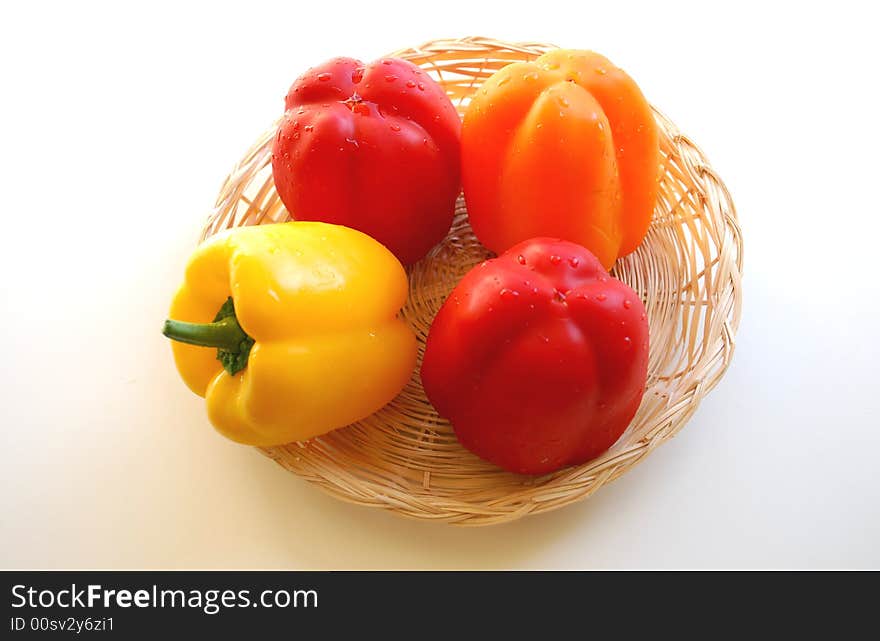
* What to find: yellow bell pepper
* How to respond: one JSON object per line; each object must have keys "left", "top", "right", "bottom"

{"left": 162, "top": 221, "right": 417, "bottom": 446}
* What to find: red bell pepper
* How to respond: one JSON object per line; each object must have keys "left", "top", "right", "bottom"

{"left": 420, "top": 238, "right": 649, "bottom": 475}
{"left": 271, "top": 56, "right": 461, "bottom": 266}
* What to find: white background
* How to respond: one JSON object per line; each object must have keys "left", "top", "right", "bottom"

{"left": 2, "top": 0, "right": 878, "bottom": 569}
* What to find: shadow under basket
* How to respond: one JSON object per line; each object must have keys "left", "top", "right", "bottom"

{"left": 201, "top": 37, "right": 743, "bottom": 526}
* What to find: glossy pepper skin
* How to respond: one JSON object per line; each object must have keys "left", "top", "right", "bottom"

{"left": 461, "top": 50, "right": 660, "bottom": 270}
{"left": 420, "top": 238, "right": 649, "bottom": 475}
{"left": 163, "top": 222, "right": 417, "bottom": 446}
{"left": 271, "top": 56, "right": 461, "bottom": 266}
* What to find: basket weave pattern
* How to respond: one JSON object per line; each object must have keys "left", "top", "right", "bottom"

{"left": 202, "top": 37, "right": 743, "bottom": 525}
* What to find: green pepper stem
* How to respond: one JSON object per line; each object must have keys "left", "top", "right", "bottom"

{"left": 163, "top": 297, "right": 255, "bottom": 376}
{"left": 162, "top": 316, "right": 248, "bottom": 351}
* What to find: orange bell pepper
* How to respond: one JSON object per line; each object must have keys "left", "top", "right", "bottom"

{"left": 461, "top": 49, "right": 660, "bottom": 270}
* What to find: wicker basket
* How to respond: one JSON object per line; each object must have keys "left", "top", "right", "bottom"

{"left": 202, "top": 37, "right": 743, "bottom": 525}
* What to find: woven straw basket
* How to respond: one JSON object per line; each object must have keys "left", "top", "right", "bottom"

{"left": 202, "top": 37, "right": 743, "bottom": 525}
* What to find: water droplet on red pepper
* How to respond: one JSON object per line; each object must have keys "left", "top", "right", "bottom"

{"left": 385, "top": 74, "right": 398, "bottom": 83}
{"left": 623, "top": 300, "right": 632, "bottom": 309}
{"left": 317, "top": 72, "right": 332, "bottom": 82}
{"left": 549, "top": 255, "right": 561, "bottom": 265}
{"left": 568, "top": 257, "right": 579, "bottom": 268}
